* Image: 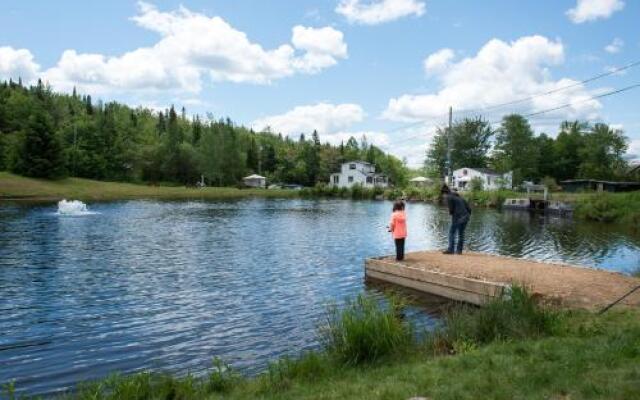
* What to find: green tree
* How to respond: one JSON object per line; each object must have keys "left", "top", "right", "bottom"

{"left": 492, "top": 114, "right": 538, "bottom": 184}
{"left": 578, "top": 123, "right": 627, "bottom": 180}
{"left": 554, "top": 121, "right": 587, "bottom": 181}
{"left": 18, "top": 100, "right": 65, "bottom": 178}
{"left": 426, "top": 117, "right": 493, "bottom": 176}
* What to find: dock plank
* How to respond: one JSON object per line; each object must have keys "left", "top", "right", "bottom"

{"left": 365, "top": 251, "right": 640, "bottom": 310}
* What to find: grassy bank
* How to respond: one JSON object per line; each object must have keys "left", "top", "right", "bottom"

{"left": 573, "top": 191, "right": 640, "bottom": 225}
{"left": 0, "top": 172, "right": 297, "bottom": 201}
{"left": 6, "top": 289, "right": 639, "bottom": 400}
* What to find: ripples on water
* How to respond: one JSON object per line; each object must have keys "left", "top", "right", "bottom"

{"left": 1, "top": 199, "right": 639, "bottom": 396}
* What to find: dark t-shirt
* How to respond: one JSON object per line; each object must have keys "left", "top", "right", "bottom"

{"left": 447, "top": 193, "right": 471, "bottom": 223}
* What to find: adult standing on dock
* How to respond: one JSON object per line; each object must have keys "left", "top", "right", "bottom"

{"left": 441, "top": 185, "right": 471, "bottom": 255}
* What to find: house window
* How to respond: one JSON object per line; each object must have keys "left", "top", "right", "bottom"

{"left": 463, "top": 169, "right": 468, "bottom": 175}
{"left": 333, "top": 175, "right": 339, "bottom": 184}
{"left": 348, "top": 176, "right": 354, "bottom": 183}
{"left": 487, "top": 177, "right": 491, "bottom": 185}
{"left": 349, "top": 163, "right": 356, "bottom": 170}
{"left": 366, "top": 177, "right": 373, "bottom": 184}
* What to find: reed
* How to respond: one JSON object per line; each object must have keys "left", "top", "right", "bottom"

{"left": 318, "top": 294, "right": 414, "bottom": 365}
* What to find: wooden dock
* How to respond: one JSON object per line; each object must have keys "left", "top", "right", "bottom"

{"left": 365, "top": 251, "right": 640, "bottom": 310}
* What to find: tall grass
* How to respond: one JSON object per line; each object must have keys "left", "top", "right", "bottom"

{"left": 574, "top": 191, "right": 640, "bottom": 224}
{"left": 56, "top": 358, "right": 241, "bottom": 400}
{"left": 429, "top": 286, "right": 562, "bottom": 354}
{"left": 318, "top": 294, "right": 414, "bottom": 365}
{"left": 299, "top": 183, "right": 386, "bottom": 200}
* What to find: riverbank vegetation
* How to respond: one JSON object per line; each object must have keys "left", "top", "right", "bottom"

{"left": 7, "top": 288, "right": 639, "bottom": 400}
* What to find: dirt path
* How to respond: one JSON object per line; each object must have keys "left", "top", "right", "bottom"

{"left": 382, "top": 251, "right": 640, "bottom": 310}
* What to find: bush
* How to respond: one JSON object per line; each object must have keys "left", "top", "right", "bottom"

{"left": 469, "top": 176, "right": 484, "bottom": 192}
{"left": 318, "top": 294, "right": 414, "bottom": 365}
{"left": 571, "top": 191, "right": 640, "bottom": 224}
{"left": 431, "top": 286, "right": 562, "bottom": 352}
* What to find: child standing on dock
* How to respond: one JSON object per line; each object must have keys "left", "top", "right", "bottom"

{"left": 388, "top": 200, "right": 407, "bottom": 261}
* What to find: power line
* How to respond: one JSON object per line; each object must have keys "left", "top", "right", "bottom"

{"left": 380, "top": 82, "right": 640, "bottom": 148}
{"left": 380, "top": 58, "right": 640, "bottom": 135}
{"left": 456, "top": 59, "right": 640, "bottom": 117}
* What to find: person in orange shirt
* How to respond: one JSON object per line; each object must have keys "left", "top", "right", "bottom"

{"left": 388, "top": 200, "right": 407, "bottom": 261}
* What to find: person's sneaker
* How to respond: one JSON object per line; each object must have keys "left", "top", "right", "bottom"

{"left": 442, "top": 250, "right": 454, "bottom": 254}
{"left": 455, "top": 251, "right": 462, "bottom": 255}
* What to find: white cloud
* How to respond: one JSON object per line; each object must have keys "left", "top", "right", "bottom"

{"left": 250, "top": 102, "right": 394, "bottom": 148}
{"left": 423, "top": 48, "right": 455, "bottom": 73}
{"left": 39, "top": 2, "right": 347, "bottom": 94}
{"left": 291, "top": 25, "right": 348, "bottom": 72}
{"left": 604, "top": 37, "right": 624, "bottom": 53}
{"left": 0, "top": 46, "right": 40, "bottom": 82}
{"left": 566, "top": 0, "right": 624, "bottom": 24}
{"left": 335, "top": 0, "right": 425, "bottom": 25}
{"left": 251, "top": 103, "right": 365, "bottom": 136}
{"left": 326, "top": 131, "right": 391, "bottom": 147}
{"left": 627, "top": 138, "right": 640, "bottom": 160}
{"left": 383, "top": 35, "right": 601, "bottom": 123}
{"left": 604, "top": 65, "right": 627, "bottom": 76}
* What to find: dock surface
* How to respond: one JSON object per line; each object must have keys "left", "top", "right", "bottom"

{"left": 365, "top": 251, "right": 640, "bottom": 310}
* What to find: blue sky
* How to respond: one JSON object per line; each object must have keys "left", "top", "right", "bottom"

{"left": 1, "top": 0, "right": 638, "bottom": 166}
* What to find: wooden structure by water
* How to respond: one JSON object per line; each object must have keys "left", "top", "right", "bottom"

{"left": 365, "top": 251, "right": 640, "bottom": 310}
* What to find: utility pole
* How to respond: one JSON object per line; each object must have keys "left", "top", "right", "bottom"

{"left": 446, "top": 106, "right": 453, "bottom": 186}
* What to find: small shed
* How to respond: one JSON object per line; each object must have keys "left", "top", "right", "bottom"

{"left": 409, "top": 176, "right": 432, "bottom": 187}
{"left": 242, "top": 174, "right": 266, "bottom": 188}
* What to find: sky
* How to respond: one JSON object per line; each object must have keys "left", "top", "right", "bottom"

{"left": 1, "top": 0, "right": 639, "bottom": 167}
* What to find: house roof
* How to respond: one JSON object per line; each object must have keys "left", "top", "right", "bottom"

{"left": 243, "top": 174, "right": 266, "bottom": 180}
{"left": 410, "top": 176, "right": 431, "bottom": 182}
{"left": 560, "top": 179, "right": 640, "bottom": 186}
{"left": 456, "top": 167, "right": 503, "bottom": 175}
{"left": 345, "top": 160, "right": 373, "bottom": 166}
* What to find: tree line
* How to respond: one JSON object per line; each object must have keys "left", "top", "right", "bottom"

{"left": 0, "top": 79, "right": 408, "bottom": 186}
{"left": 425, "top": 114, "right": 632, "bottom": 185}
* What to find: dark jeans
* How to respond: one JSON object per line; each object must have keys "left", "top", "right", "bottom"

{"left": 448, "top": 217, "right": 469, "bottom": 254}
{"left": 394, "top": 238, "right": 405, "bottom": 261}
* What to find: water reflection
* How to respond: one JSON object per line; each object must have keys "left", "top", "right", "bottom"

{"left": 0, "top": 199, "right": 638, "bottom": 396}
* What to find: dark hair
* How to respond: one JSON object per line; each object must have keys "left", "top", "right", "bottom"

{"left": 392, "top": 200, "right": 405, "bottom": 212}
{"left": 440, "top": 184, "right": 450, "bottom": 194}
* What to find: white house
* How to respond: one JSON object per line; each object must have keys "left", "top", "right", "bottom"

{"left": 242, "top": 174, "right": 266, "bottom": 188}
{"left": 449, "top": 168, "right": 512, "bottom": 191}
{"left": 330, "top": 161, "right": 389, "bottom": 189}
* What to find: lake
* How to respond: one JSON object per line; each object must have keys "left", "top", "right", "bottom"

{"left": 1, "top": 199, "right": 639, "bottom": 396}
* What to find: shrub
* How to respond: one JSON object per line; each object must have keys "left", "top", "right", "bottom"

{"left": 469, "top": 176, "right": 484, "bottom": 192}
{"left": 318, "top": 294, "right": 414, "bottom": 365}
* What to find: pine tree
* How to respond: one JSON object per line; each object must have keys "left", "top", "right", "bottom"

{"left": 20, "top": 100, "right": 65, "bottom": 178}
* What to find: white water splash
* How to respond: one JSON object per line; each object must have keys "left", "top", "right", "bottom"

{"left": 57, "top": 200, "right": 96, "bottom": 216}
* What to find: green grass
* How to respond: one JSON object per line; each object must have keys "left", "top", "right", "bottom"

{"left": 319, "top": 294, "right": 414, "bottom": 365}
{"left": 6, "top": 290, "right": 640, "bottom": 400}
{"left": 0, "top": 172, "right": 297, "bottom": 201}
{"left": 573, "top": 191, "right": 640, "bottom": 225}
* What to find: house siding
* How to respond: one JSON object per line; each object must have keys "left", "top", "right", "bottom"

{"left": 330, "top": 161, "right": 388, "bottom": 189}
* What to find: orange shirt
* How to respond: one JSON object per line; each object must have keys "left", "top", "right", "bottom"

{"left": 389, "top": 211, "right": 407, "bottom": 239}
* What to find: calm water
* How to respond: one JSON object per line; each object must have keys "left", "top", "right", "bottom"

{"left": 1, "top": 199, "right": 639, "bottom": 396}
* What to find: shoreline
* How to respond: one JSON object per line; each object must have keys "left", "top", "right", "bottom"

{"left": 2, "top": 172, "right": 639, "bottom": 226}
{"left": 0, "top": 172, "right": 298, "bottom": 202}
